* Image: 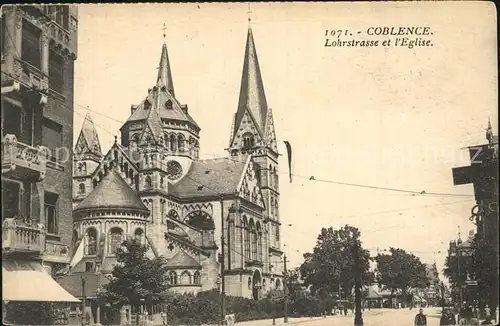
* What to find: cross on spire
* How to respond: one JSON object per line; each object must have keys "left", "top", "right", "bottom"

{"left": 247, "top": 3, "right": 252, "bottom": 24}
{"left": 162, "top": 23, "right": 167, "bottom": 43}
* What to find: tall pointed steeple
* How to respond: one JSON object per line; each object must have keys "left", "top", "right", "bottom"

{"left": 75, "top": 113, "right": 102, "bottom": 158}
{"left": 233, "top": 27, "right": 269, "bottom": 138}
{"left": 156, "top": 41, "right": 175, "bottom": 97}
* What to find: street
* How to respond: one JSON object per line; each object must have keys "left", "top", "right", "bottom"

{"left": 237, "top": 307, "right": 443, "bottom": 325}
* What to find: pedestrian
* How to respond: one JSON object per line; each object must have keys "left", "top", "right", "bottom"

{"left": 344, "top": 307, "right": 348, "bottom": 316}
{"left": 459, "top": 306, "right": 479, "bottom": 325}
{"left": 440, "top": 308, "right": 456, "bottom": 326}
{"left": 414, "top": 308, "right": 427, "bottom": 326}
{"left": 484, "top": 304, "right": 491, "bottom": 320}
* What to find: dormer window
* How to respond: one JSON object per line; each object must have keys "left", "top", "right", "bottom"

{"left": 144, "top": 100, "right": 151, "bottom": 110}
{"left": 166, "top": 100, "right": 173, "bottom": 110}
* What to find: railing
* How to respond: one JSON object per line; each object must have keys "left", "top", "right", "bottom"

{"left": 45, "top": 241, "right": 70, "bottom": 262}
{"left": 2, "top": 217, "right": 46, "bottom": 254}
{"left": 1, "top": 134, "right": 49, "bottom": 180}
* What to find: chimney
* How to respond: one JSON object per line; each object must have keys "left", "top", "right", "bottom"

{"left": 131, "top": 105, "right": 138, "bottom": 114}
{"left": 181, "top": 104, "right": 188, "bottom": 113}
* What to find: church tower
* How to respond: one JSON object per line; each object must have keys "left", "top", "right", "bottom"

{"left": 228, "top": 27, "right": 283, "bottom": 278}
{"left": 118, "top": 34, "right": 201, "bottom": 254}
{"left": 73, "top": 113, "right": 103, "bottom": 208}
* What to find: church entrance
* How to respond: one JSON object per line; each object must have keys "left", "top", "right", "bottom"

{"left": 252, "top": 270, "right": 262, "bottom": 300}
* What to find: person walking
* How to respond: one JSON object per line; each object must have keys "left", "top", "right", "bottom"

{"left": 484, "top": 304, "right": 491, "bottom": 321}
{"left": 415, "top": 308, "right": 427, "bottom": 326}
{"left": 440, "top": 308, "right": 456, "bottom": 326}
{"left": 459, "top": 306, "right": 479, "bottom": 325}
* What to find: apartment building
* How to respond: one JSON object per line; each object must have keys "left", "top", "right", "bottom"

{"left": 1, "top": 5, "right": 80, "bottom": 304}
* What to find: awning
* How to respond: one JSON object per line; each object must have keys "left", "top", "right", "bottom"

{"left": 2, "top": 260, "right": 81, "bottom": 302}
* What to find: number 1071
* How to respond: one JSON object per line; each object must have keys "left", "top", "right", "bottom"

{"left": 325, "top": 29, "right": 348, "bottom": 37}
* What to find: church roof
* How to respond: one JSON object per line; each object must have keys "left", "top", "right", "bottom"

{"left": 165, "top": 251, "right": 201, "bottom": 269}
{"left": 125, "top": 44, "right": 199, "bottom": 130}
{"left": 74, "top": 113, "right": 102, "bottom": 157}
{"left": 169, "top": 156, "right": 248, "bottom": 199}
{"left": 74, "top": 169, "right": 148, "bottom": 214}
{"left": 232, "top": 27, "right": 269, "bottom": 140}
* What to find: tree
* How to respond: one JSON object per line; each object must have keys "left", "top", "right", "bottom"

{"left": 99, "top": 238, "right": 169, "bottom": 316}
{"left": 374, "top": 247, "right": 430, "bottom": 306}
{"left": 299, "top": 225, "right": 374, "bottom": 299}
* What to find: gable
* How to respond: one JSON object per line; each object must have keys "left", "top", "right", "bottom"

{"left": 230, "top": 108, "right": 263, "bottom": 148}
{"left": 75, "top": 132, "right": 90, "bottom": 154}
{"left": 237, "top": 158, "right": 265, "bottom": 208}
{"left": 264, "top": 109, "right": 278, "bottom": 153}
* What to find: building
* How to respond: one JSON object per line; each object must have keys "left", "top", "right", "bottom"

{"left": 1, "top": 3, "right": 79, "bottom": 316}
{"left": 423, "top": 262, "right": 440, "bottom": 306}
{"left": 61, "top": 25, "right": 284, "bottom": 306}
{"left": 446, "top": 229, "right": 475, "bottom": 305}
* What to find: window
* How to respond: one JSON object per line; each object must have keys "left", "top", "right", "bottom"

{"left": 21, "top": 20, "right": 41, "bottom": 69}
{"left": 134, "top": 228, "right": 144, "bottom": 243}
{"left": 168, "top": 209, "right": 179, "bottom": 220}
{"left": 193, "top": 271, "right": 201, "bottom": 284}
{"left": 169, "top": 134, "right": 177, "bottom": 152}
{"left": 242, "top": 133, "right": 255, "bottom": 149}
{"left": 2, "top": 181, "right": 20, "bottom": 220}
{"left": 250, "top": 221, "right": 257, "bottom": 260}
{"left": 177, "top": 135, "right": 185, "bottom": 152}
{"left": 169, "top": 271, "right": 178, "bottom": 285}
{"left": 85, "top": 228, "right": 97, "bottom": 255}
{"left": 243, "top": 218, "right": 250, "bottom": 260}
{"left": 160, "top": 200, "right": 166, "bottom": 220}
{"left": 49, "top": 50, "right": 64, "bottom": 94}
{"left": 53, "top": 6, "right": 69, "bottom": 29}
{"left": 180, "top": 271, "right": 191, "bottom": 285}
{"left": 109, "top": 228, "right": 123, "bottom": 254}
{"left": 42, "top": 118, "right": 63, "bottom": 162}
{"left": 257, "top": 224, "right": 263, "bottom": 261}
{"left": 78, "top": 183, "right": 85, "bottom": 194}
{"left": 145, "top": 176, "right": 152, "bottom": 188}
{"left": 2, "top": 103, "right": 18, "bottom": 140}
{"left": 85, "top": 262, "right": 94, "bottom": 272}
{"left": 44, "top": 192, "right": 58, "bottom": 234}
{"left": 275, "top": 227, "right": 280, "bottom": 243}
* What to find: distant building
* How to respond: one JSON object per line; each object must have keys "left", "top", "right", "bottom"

{"left": 60, "top": 25, "right": 284, "bottom": 315}
{"left": 423, "top": 262, "right": 440, "bottom": 306}
{"left": 2, "top": 3, "right": 80, "bottom": 318}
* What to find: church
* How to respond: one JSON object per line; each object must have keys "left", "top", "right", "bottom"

{"left": 61, "top": 26, "right": 284, "bottom": 301}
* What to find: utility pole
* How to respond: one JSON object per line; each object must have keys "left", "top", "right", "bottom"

{"left": 81, "top": 276, "right": 86, "bottom": 326}
{"left": 220, "top": 195, "right": 226, "bottom": 325}
{"left": 283, "top": 253, "right": 288, "bottom": 323}
{"left": 353, "top": 241, "right": 363, "bottom": 326}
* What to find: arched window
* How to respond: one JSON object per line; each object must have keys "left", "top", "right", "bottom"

{"left": 160, "top": 177, "right": 165, "bottom": 189}
{"left": 134, "top": 228, "right": 144, "bottom": 243}
{"left": 160, "top": 200, "right": 166, "bottom": 220}
{"left": 169, "top": 271, "right": 178, "bottom": 285}
{"left": 194, "top": 271, "right": 201, "bottom": 284}
{"left": 180, "top": 271, "right": 191, "bottom": 285}
{"left": 270, "top": 198, "right": 275, "bottom": 215}
{"left": 92, "top": 179, "right": 98, "bottom": 188}
{"left": 169, "top": 134, "right": 177, "bottom": 152}
{"left": 109, "top": 227, "right": 123, "bottom": 254}
{"left": 166, "top": 100, "right": 173, "bottom": 110}
{"left": 168, "top": 209, "right": 179, "bottom": 220}
{"left": 194, "top": 140, "right": 199, "bottom": 158}
{"left": 72, "top": 230, "right": 78, "bottom": 249}
{"left": 243, "top": 217, "right": 250, "bottom": 260}
{"left": 185, "top": 211, "right": 215, "bottom": 230}
{"left": 256, "top": 223, "right": 263, "bottom": 262}
{"left": 274, "top": 167, "right": 278, "bottom": 189}
{"left": 145, "top": 176, "right": 152, "bottom": 188}
{"left": 131, "top": 134, "right": 139, "bottom": 146}
{"left": 248, "top": 277, "right": 252, "bottom": 289}
{"left": 276, "top": 279, "right": 281, "bottom": 289}
{"left": 78, "top": 183, "right": 85, "bottom": 194}
{"left": 85, "top": 228, "right": 97, "bottom": 255}
{"left": 243, "top": 133, "right": 255, "bottom": 149}
{"left": 177, "top": 134, "right": 185, "bottom": 152}
{"left": 249, "top": 220, "right": 257, "bottom": 261}
{"left": 275, "top": 200, "right": 279, "bottom": 217}
{"left": 269, "top": 165, "right": 273, "bottom": 187}
{"left": 164, "top": 133, "right": 169, "bottom": 148}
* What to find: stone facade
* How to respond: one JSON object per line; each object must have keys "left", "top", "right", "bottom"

{"left": 69, "top": 27, "right": 283, "bottom": 299}
{"left": 1, "top": 5, "right": 78, "bottom": 271}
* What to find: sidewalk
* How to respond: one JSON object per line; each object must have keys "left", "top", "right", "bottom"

{"left": 236, "top": 316, "right": 335, "bottom": 325}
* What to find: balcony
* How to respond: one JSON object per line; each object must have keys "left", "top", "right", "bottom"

{"left": 1, "top": 134, "right": 49, "bottom": 181}
{"left": 2, "top": 216, "right": 46, "bottom": 255}
{"left": 1, "top": 57, "right": 49, "bottom": 95}
{"left": 44, "top": 240, "right": 70, "bottom": 263}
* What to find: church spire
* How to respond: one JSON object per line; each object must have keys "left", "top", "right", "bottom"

{"left": 232, "top": 27, "right": 269, "bottom": 138}
{"left": 75, "top": 113, "right": 102, "bottom": 158}
{"left": 156, "top": 26, "right": 175, "bottom": 97}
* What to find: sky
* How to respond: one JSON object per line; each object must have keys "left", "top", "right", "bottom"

{"left": 73, "top": 2, "right": 498, "bottom": 277}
